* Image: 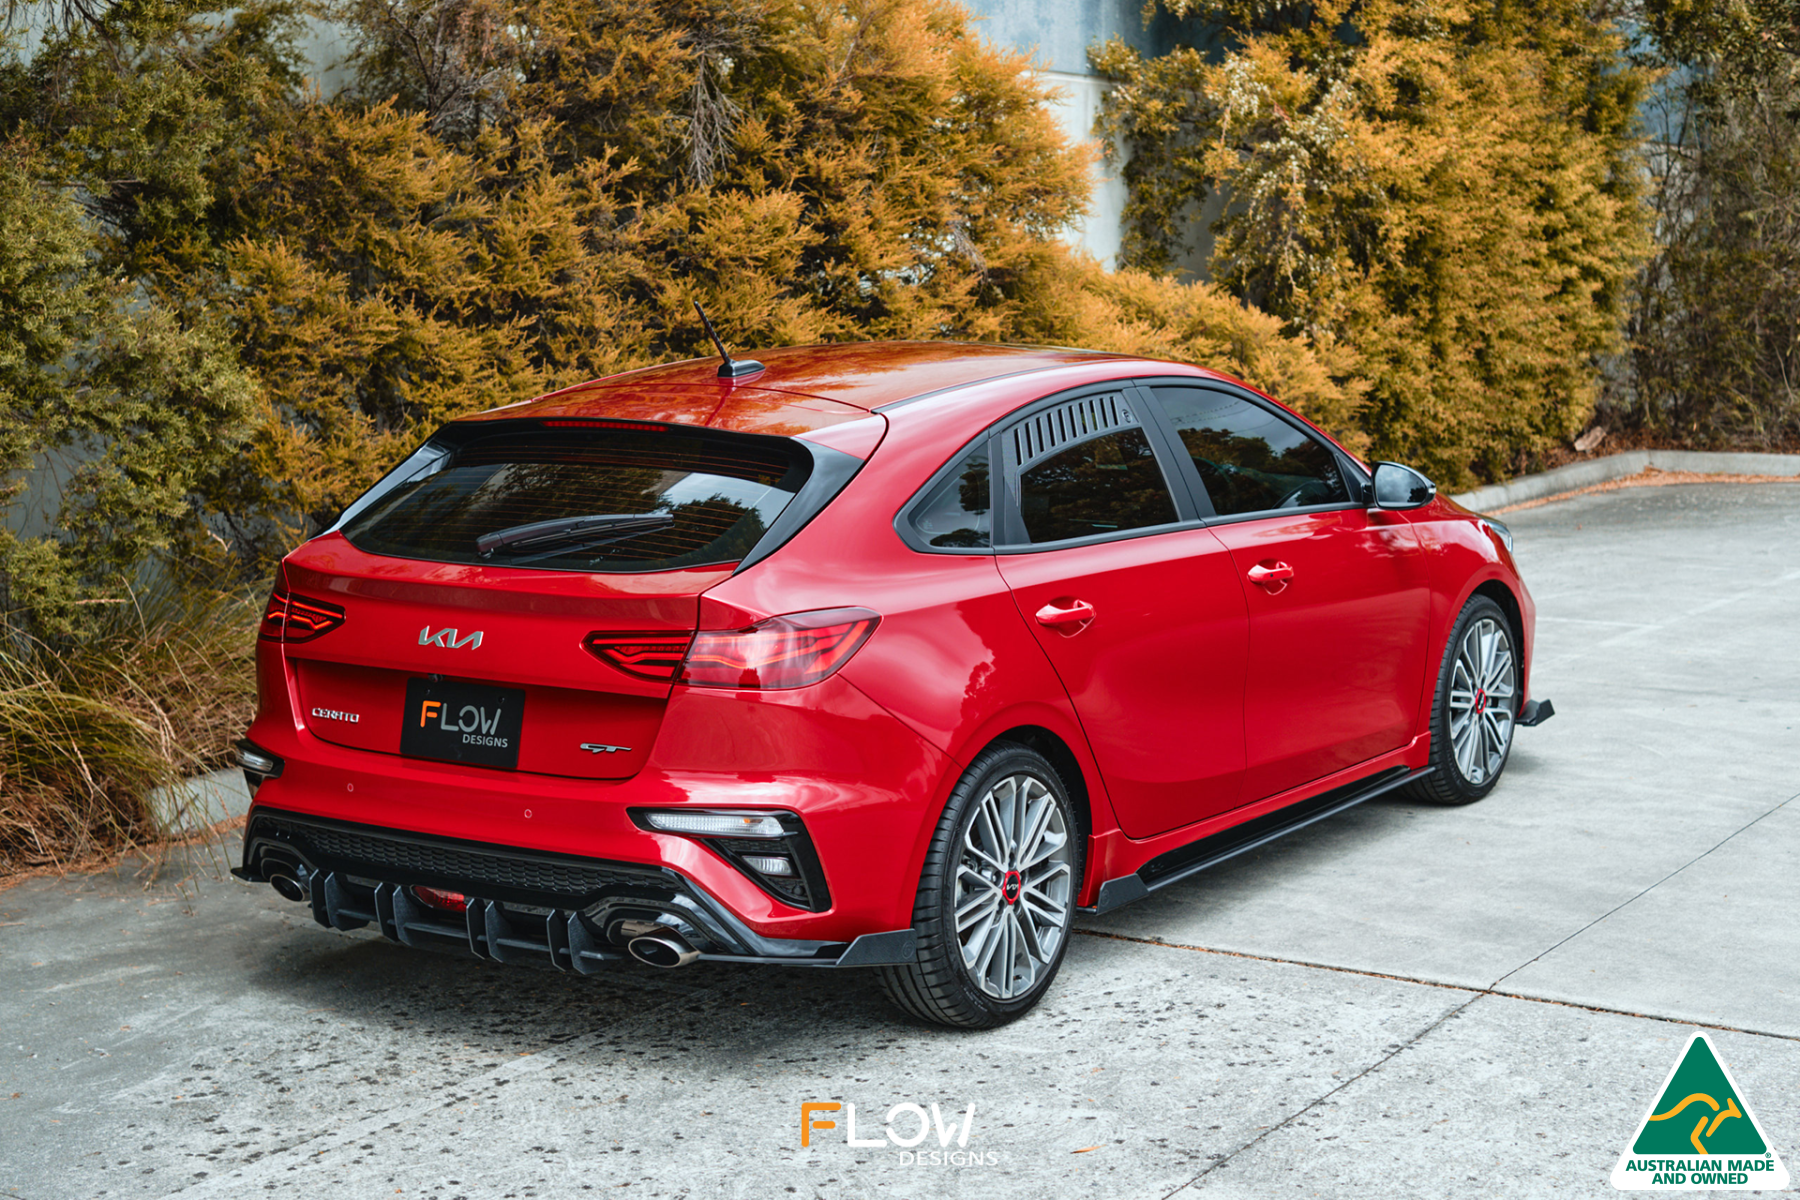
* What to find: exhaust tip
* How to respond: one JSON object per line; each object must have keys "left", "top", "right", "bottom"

{"left": 628, "top": 931, "right": 699, "bottom": 968}
{"left": 266, "top": 861, "right": 311, "bottom": 903}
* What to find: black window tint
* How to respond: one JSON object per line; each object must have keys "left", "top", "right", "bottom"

{"left": 1017, "top": 428, "right": 1178, "bottom": 544}
{"left": 910, "top": 443, "right": 992, "bottom": 548}
{"left": 1155, "top": 388, "right": 1348, "bottom": 516}
{"left": 341, "top": 425, "right": 805, "bottom": 572}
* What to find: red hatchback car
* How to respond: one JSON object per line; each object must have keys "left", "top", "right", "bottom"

{"left": 235, "top": 341, "right": 1551, "bottom": 1028}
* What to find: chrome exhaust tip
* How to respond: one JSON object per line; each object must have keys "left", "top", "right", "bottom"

{"left": 627, "top": 929, "right": 700, "bottom": 968}
{"left": 267, "top": 862, "right": 311, "bottom": 903}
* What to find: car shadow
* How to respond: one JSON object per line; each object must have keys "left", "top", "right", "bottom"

{"left": 233, "top": 901, "right": 928, "bottom": 1056}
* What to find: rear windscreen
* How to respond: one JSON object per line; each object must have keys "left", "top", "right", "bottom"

{"left": 341, "top": 424, "right": 808, "bottom": 572}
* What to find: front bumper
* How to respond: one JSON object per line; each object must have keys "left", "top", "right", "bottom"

{"left": 235, "top": 807, "right": 917, "bottom": 969}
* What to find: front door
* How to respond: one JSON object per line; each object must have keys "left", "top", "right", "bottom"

{"left": 1146, "top": 384, "right": 1432, "bottom": 801}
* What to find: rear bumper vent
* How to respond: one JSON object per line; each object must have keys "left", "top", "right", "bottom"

{"left": 281, "top": 816, "right": 657, "bottom": 903}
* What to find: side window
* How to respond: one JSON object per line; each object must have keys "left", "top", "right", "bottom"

{"left": 1154, "top": 387, "right": 1348, "bottom": 516}
{"left": 908, "top": 442, "right": 993, "bottom": 548}
{"left": 1010, "top": 392, "right": 1179, "bottom": 543}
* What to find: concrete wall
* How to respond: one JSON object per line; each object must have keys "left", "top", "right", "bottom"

{"left": 961, "top": 0, "right": 1213, "bottom": 269}
{"left": 962, "top": 0, "right": 1144, "bottom": 268}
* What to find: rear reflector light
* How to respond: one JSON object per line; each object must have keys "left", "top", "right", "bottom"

{"left": 411, "top": 886, "right": 469, "bottom": 912}
{"left": 678, "top": 607, "right": 879, "bottom": 690}
{"left": 583, "top": 632, "right": 693, "bottom": 682}
{"left": 630, "top": 808, "right": 830, "bottom": 911}
{"left": 258, "top": 590, "right": 346, "bottom": 642}
{"left": 235, "top": 740, "right": 282, "bottom": 778}
{"left": 642, "top": 810, "right": 787, "bottom": 838}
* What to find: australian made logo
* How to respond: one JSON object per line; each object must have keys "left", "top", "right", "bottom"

{"left": 1612, "top": 1033, "right": 1788, "bottom": 1190}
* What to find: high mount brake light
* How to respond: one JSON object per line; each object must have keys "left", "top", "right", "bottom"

{"left": 678, "top": 608, "right": 880, "bottom": 690}
{"left": 258, "top": 590, "right": 346, "bottom": 643}
{"left": 540, "top": 419, "right": 667, "bottom": 431}
{"left": 583, "top": 632, "right": 694, "bottom": 682}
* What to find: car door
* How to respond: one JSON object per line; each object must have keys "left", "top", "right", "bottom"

{"left": 1144, "top": 382, "right": 1431, "bottom": 802}
{"left": 989, "top": 385, "right": 1249, "bottom": 840}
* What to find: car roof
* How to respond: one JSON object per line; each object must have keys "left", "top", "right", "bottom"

{"left": 462, "top": 342, "right": 1142, "bottom": 436}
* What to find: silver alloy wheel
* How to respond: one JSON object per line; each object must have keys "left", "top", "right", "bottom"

{"left": 953, "top": 772, "right": 1073, "bottom": 999}
{"left": 1448, "top": 616, "right": 1516, "bottom": 786}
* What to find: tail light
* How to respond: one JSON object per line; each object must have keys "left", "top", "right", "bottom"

{"left": 677, "top": 608, "right": 880, "bottom": 690}
{"left": 258, "top": 590, "right": 346, "bottom": 642}
{"left": 583, "top": 632, "right": 693, "bottom": 682}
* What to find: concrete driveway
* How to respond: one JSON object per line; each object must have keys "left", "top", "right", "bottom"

{"left": 3, "top": 483, "right": 1797, "bottom": 1199}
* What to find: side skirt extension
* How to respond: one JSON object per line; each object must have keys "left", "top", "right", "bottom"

{"left": 1079, "top": 766, "right": 1434, "bottom": 917}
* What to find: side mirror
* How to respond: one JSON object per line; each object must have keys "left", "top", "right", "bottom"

{"left": 1372, "top": 462, "right": 1436, "bottom": 510}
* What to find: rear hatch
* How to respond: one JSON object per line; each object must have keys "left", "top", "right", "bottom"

{"left": 275, "top": 417, "right": 819, "bottom": 780}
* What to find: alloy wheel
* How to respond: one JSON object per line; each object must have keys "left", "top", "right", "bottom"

{"left": 1448, "top": 617, "right": 1516, "bottom": 786}
{"left": 953, "top": 772, "right": 1073, "bottom": 1000}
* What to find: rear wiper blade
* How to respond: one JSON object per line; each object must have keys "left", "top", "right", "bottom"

{"left": 476, "top": 512, "right": 673, "bottom": 558}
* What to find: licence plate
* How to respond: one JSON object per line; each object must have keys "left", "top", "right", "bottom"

{"left": 400, "top": 678, "right": 525, "bottom": 769}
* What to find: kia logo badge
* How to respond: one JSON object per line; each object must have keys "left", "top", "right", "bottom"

{"left": 419, "top": 625, "right": 483, "bottom": 649}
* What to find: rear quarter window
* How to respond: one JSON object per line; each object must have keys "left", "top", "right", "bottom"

{"left": 907, "top": 443, "right": 993, "bottom": 549}
{"left": 340, "top": 424, "right": 809, "bottom": 572}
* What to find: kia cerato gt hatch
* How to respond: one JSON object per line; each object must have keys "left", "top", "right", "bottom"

{"left": 234, "top": 341, "right": 1552, "bottom": 1029}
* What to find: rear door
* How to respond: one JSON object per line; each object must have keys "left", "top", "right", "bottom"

{"left": 279, "top": 417, "right": 817, "bottom": 781}
{"left": 990, "top": 386, "right": 1249, "bottom": 839}
{"left": 1144, "top": 383, "right": 1431, "bottom": 801}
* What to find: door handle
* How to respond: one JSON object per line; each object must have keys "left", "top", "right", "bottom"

{"left": 1034, "top": 599, "right": 1096, "bottom": 629}
{"left": 1246, "top": 561, "right": 1294, "bottom": 586}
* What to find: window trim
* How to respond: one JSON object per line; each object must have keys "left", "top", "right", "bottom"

{"left": 892, "top": 428, "right": 1002, "bottom": 556}
{"left": 992, "top": 381, "right": 1201, "bottom": 553}
{"left": 1134, "top": 377, "right": 1371, "bottom": 525}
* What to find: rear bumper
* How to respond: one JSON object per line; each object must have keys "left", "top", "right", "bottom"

{"left": 236, "top": 806, "right": 917, "bottom": 968}
{"left": 242, "top": 669, "right": 956, "bottom": 941}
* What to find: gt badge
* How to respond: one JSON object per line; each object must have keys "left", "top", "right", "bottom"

{"left": 580, "top": 743, "right": 632, "bottom": 754}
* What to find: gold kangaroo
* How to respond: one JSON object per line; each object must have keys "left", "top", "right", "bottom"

{"left": 1647, "top": 1092, "right": 1744, "bottom": 1154}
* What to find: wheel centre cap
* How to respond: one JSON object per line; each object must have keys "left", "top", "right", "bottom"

{"left": 1474, "top": 687, "right": 1487, "bottom": 715}
{"left": 1001, "top": 870, "right": 1023, "bottom": 905}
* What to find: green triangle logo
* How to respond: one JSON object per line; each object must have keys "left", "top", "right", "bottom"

{"left": 1633, "top": 1037, "right": 1765, "bottom": 1156}
{"left": 1612, "top": 1033, "right": 1789, "bottom": 1190}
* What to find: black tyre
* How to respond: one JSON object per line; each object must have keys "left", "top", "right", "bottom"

{"left": 1408, "top": 594, "right": 1519, "bottom": 806}
{"left": 877, "top": 743, "right": 1082, "bottom": 1029}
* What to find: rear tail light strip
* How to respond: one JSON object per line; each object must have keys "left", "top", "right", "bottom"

{"left": 583, "top": 632, "right": 693, "bottom": 682}
{"left": 258, "top": 590, "right": 347, "bottom": 642}
{"left": 679, "top": 608, "right": 879, "bottom": 690}
{"left": 585, "top": 608, "right": 880, "bottom": 691}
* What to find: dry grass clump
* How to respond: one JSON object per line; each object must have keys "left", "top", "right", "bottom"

{"left": 0, "top": 588, "right": 257, "bottom": 875}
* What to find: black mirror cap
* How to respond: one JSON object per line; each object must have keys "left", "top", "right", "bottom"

{"left": 1372, "top": 461, "right": 1436, "bottom": 509}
